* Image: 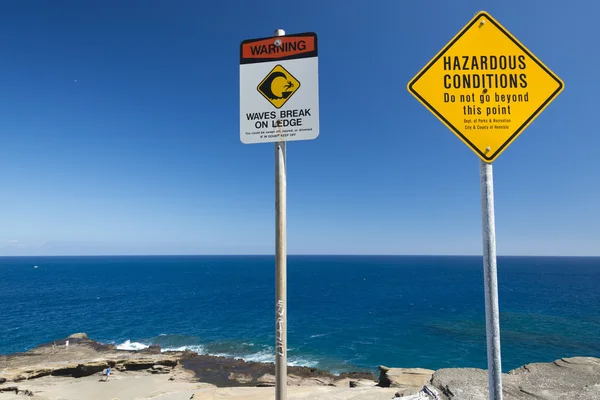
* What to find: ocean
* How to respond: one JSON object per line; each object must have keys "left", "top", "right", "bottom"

{"left": 1, "top": 255, "right": 599, "bottom": 374}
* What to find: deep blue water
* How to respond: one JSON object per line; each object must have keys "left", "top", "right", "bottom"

{"left": 1, "top": 255, "right": 599, "bottom": 373}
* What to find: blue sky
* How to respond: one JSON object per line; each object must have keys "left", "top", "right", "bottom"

{"left": 0, "top": 0, "right": 597, "bottom": 256}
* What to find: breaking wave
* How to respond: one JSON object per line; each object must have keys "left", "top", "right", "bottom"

{"left": 113, "top": 337, "right": 319, "bottom": 368}
{"left": 115, "top": 340, "right": 150, "bottom": 351}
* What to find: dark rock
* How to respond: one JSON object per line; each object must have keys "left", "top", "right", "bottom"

{"left": 150, "top": 365, "right": 171, "bottom": 374}
{"left": 140, "top": 345, "right": 162, "bottom": 354}
{"left": 0, "top": 377, "right": 6, "bottom": 384}
{"left": 122, "top": 359, "right": 177, "bottom": 371}
{"left": 338, "top": 371, "right": 377, "bottom": 381}
{"left": 182, "top": 355, "right": 262, "bottom": 387}
{"left": 0, "top": 386, "right": 19, "bottom": 393}
{"left": 181, "top": 354, "right": 368, "bottom": 388}
{"left": 51, "top": 363, "right": 107, "bottom": 378}
{"left": 123, "top": 362, "right": 156, "bottom": 371}
{"left": 179, "top": 351, "right": 200, "bottom": 360}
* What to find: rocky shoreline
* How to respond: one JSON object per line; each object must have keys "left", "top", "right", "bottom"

{"left": 0, "top": 333, "right": 378, "bottom": 387}
{"left": 1, "top": 333, "right": 599, "bottom": 399}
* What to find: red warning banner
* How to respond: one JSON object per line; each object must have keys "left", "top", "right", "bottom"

{"left": 240, "top": 32, "right": 317, "bottom": 64}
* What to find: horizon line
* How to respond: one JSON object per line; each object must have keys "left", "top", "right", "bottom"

{"left": 0, "top": 254, "right": 598, "bottom": 258}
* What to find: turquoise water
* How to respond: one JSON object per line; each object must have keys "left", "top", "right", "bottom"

{"left": 1, "top": 255, "right": 598, "bottom": 373}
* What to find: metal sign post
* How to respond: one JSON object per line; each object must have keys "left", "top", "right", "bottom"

{"left": 275, "top": 137, "right": 287, "bottom": 398}
{"left": 274, "top": 26, "right": 288, "bottom": 400}
{"left": 240, "top": 29, "right": 319, "bottom": 400}
{"left": 407, "top": 11, "right": 564, "bottom": 400}
{"left": 480, "top": 160, "right": 502, "bottom": 399}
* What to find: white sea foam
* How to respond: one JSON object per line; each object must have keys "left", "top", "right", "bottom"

{"left": 117, "top": 338, "right": 319, "bottom": 368}
{"left": 236, "top": 349, "right": 274, "bottom": 363}
{"left": 211, "top": 348, "right": 319, "bottom": 368}
{"left": 288, "top": 357, "right": 319, "bottom": 368}
{"left": 161, "top": 345, "right": 206, "bottom": 353}
{"left": 116, "top": 340, "right": 150, "bottom": 351}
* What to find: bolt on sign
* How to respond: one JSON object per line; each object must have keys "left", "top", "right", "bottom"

{"left": 407, "top": 11, "right": 564, "bottom": 162}
{"left": 240, "top": 32, "right": 319, "bottom": 144}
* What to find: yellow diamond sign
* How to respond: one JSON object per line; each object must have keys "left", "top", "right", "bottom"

{"left": 407, "top": 11, "right": 564, "bottom": 162}
{"left": 257, "top": 64, "right": 301, "bottom": 109}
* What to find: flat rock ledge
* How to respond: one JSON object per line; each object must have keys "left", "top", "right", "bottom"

{"left": 2, "top": 334, "right": 599, "bottom": 400}
{"left": 0, "top": 334, "right": 378, "bottom": 389}
{"left": 430, "top": 357, "right": 600, "bottom": 400}
{"left": 0, "top": 333, "right": 193, "bottom": 383}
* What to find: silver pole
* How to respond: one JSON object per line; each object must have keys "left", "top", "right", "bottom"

{"left": 274, "top": 28, "right": 287, "bottom": 400}
{"left": 480, "top": 160, "right": 503, "bottom": 400}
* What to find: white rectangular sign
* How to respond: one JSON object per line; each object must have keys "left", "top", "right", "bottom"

{"left": 240, "top": 32, "right": 319, "bottom": 144}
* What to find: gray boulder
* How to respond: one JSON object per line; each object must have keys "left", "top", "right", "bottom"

{"left": 67, "top": 333, "right": 88, "bottom": 340}
{"left": 430, "top": 357, "right": 600, "bottom": 400}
